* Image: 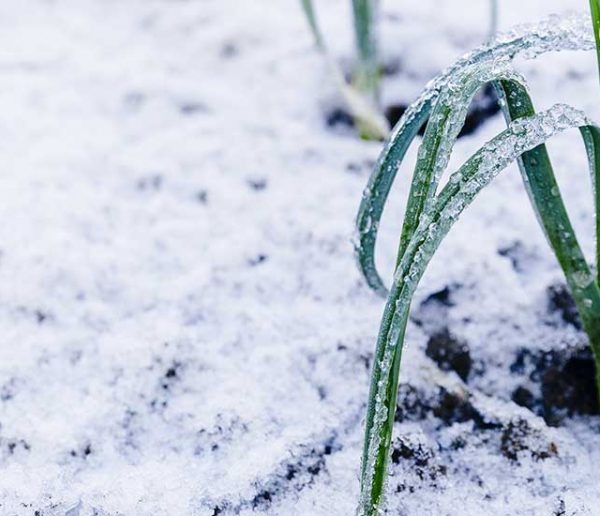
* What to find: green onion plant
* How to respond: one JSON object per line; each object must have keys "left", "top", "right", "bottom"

{"left": 301, "top": 1, "right": 501, "bottom": 140}
{"left": 301, "top": 0, "right": 389, "bottom": 139}
{"left": 354, "top": 13, "right": 600, "bottom": 516}
{"left": 351, "top": 0, "right": 380, "bottom": 103}
{"left": 590, "top": 0, "right": 600, "bottom": 80}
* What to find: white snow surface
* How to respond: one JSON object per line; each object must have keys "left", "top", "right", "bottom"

{"left": 1, "top": 0, "right": 600, "bottom": 515}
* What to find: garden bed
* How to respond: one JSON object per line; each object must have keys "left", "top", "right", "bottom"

{"left": 0, "top": 0, "right": 598, "bottom": 514}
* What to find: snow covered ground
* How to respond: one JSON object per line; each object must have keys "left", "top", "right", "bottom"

{"left": 0, "top": 0, "right": 599, "bottom": 514}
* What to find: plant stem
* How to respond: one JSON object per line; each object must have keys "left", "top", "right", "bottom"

{"left": 499, "top": 79, "right": 600, "bottom": 406}
{"left": 590, "top": 1, "right": 600, "bottom": 271}
{"left": 590, "top": 0, "right": 600, "bottom": 86}
{"left": 356, "top": 87, "right": 600, "bottom": 515}
{"left": 352, "top": 0, "right": 379, "bottom": 100}
{"left": 351, "top": 0, "right": 385, "bottom": 139}
{"left": 355, "top": 16, "right": 600, "bottom": 513}
{"left": 588, "top": 0, "right": 600, "bottom": 404}
{"left": 300, "top": 0, "right": 389, "bottom": 140}
{"left": 586, "top": 325, "right": 600, "bottom": 402}
{"left": 301, "top": 0, "right": 326, "bottom": 51}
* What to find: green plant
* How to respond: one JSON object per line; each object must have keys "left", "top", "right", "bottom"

{"left": 300, "top": 0, "right": 389, "bottom": 139}
{"left": 354, "top": 14, "right": 600, "bottom": 516}
{"left": 351, "top": 0, "right": 380, "bottom": 102}
{"left": 300, "top": 1, "right": 501, "bottom": 140}
{"left": 590, "top": 0, "right": 600, "bottom": 78}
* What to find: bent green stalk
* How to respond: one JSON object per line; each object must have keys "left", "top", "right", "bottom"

{"left": 355, "top": 13, "right": 597, "bottom": 295}
{"left": 355, "top": 13, "right": 600, "bottom": 515}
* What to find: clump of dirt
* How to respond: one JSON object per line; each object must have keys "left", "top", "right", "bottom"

{"left": 432, "top": 388, "right": 499, "bottom": 430}
{"left": 426, "top": 329, "right": 472, "bottom": 382}
{"left": 497, "top": 240, "right": 537, "bottom": 273}
{"left": 396, "top": 385, "right": 499, "bottom": 431}
{"left": 541, "top": 348, "right": 599, "bottom": 425}
{"left": 413, "top": 281, "right": 599, "bottom": 427}
{"left": 547, "top": 283, "right": 581, "bottom": 329}
{"left": 206, "top": 436, "right": 341, "bottom": 514}
{"left": 325, "top": 108, "right": 354, "bottom": 131}
{"left": 500, "top": 418, "right": 558, "bottom": 462}
{"left": 391, "top": 436, "right": 447, "bottom": 493}
{"left": 249, "top": 436, "right": 341, "bottom": 511}
{"left": 510, "top": 346, "right": 599, "bottom": 426}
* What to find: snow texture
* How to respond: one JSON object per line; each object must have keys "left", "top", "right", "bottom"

{"left": 1, "top": 0, "right": 600, "bottom": 515}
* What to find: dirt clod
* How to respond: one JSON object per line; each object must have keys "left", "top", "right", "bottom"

{"left": 542, "top": 348, "right": 599, "bottom": 425}
{"left": 500, "top": 418, "right": 558, "bottom": 462}
{"left": 510, "top": 346, "right": 599, "bottom": 425}
{"left": 547, "top": 283, "right": 581, "bottom": 329}
{"left": 426, "top": 329, "right": 472, "bottom": 381}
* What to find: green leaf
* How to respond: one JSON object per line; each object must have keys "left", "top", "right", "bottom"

{"left": 355, "top": 13, "right": 595, "bottom": 296}
{"left": 355, "top": 14, "right": 600, "bottom": 515}
{"left": 589, "top": 0, "right": 600, "bottom": 85}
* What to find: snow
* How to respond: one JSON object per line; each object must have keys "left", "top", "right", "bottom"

{"left": 0, "top": 0, "right": 599, "bottom": 514}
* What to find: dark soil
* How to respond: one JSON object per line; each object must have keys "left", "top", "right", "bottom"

{"left": 547, "top": 283, "right": 581, "bottom": 330}
{"left": 500, "top": 418, "right": 558, "bottom": 462}
{"left": 425, "top": 329, "right": 472, "bottom": 382}
{"left": 510, "top": 345, "right": 599, "bottom": 425}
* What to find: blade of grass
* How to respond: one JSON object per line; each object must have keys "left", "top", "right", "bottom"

{"left": 356, "top": 15, "right": 600, "bottom": 514}
{"left": 502, "top": 83, "right": 600, "bottom": 397}
{"left": 589, "top": 0, "right": 600, "bottom": 274}
{"left": 352, "top": 0, "right": 385, "bottom": 139}
{"left": 355, "top": 13, "right": 595, "bottom": 297}
{"left": 498, "top": 80, "right": 600, "bottom": 398}
{"left": 300, "top": 0, "right": 389, "bottom": 139}
{"left": 301, "top": 0, "right": 326, "bottom": 50}
{"left": 351, "top": 0, "right": 380, "bottom": 101}
{"left": 498, "top": 81, "right": 600, "bottom": 323}
{"left": 590, "top": 0, "right": 600, "bottom": 80}
{"left": 355, "top": 99, "right": 431, "bottom": 296}
{"left": 358, "top": 93, "right": 600, "bottom": 515}
{"left": 358, "top": 60, "right": 525, "bottom": 512}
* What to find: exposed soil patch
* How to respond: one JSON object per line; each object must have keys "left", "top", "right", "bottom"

{"left": 511, "top": 345, "right": 599, "bottom": 425}
{"left": 426, "top": 329, "right": 472, "bottom": 382}
{"left": 547, "top": 283, "right": 581, "bottom": 329}
{"left": 396, "top": 385, "right": 500, "bottom": 430}
{"left": 500, "top": 418, "right": 558, "bottom": 462}
{"left": 392, "top": 437, "right": 447, "bottom": 492}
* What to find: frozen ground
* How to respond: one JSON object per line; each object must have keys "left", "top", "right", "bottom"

{"left": 0, "top": 0, "right": 599, "bottom": 514}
